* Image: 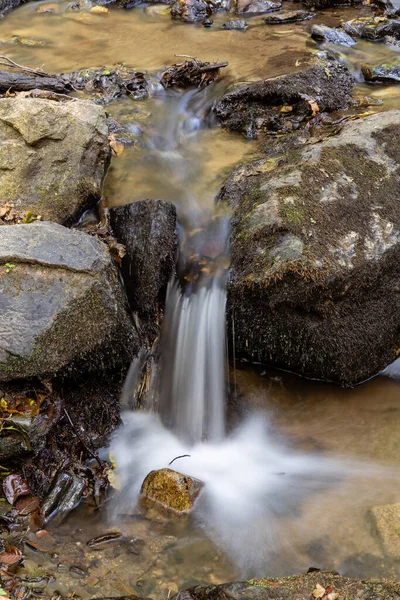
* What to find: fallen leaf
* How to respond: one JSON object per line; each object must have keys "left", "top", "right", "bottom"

{"left": 0, "top": 547, "right": 23, "bottom": 566}
{"left": 280, "top": 105, "right": 293, "bottom": 113}
{"left": 3, "top": 474, "right": 30, "bottom": 505}
{"left": 308, "top": 99, "right": 320, "bottom": 117}
{"left": 327, "top": 593, "right": 339, "bottom": 600}
{"left": 109, "top": 134, "right": 124, "bottom": 156}
{"left": 14, "top": 495, "right": 40, "bottom": 516}
{"left": 312, "top": 584, "right": 326, "bottom": 598}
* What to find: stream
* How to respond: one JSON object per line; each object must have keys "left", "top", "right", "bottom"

{"left": 1, "top": 0, "right": 400, "bottom": 597}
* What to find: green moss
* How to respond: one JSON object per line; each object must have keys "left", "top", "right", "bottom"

{"left": 279, "top": 204, "right": 304, "bottom": 224}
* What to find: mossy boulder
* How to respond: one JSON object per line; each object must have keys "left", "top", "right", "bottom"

{"left": 140, "top": 468, "right": 203, "bottom": 513}
{"left": 0, "top": 221, "right": 139, "bottom": 381}
{"left": 221, "top": 110, "right": 400, "bottom": 386}
{"left": 0, "top": 98, "right": 110, "bottom": 225}
{"left": 174, "top": 571, "right": 400, "bottom": 599}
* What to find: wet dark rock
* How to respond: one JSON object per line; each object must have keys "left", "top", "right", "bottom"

{"left": 141, "top": 468, "right": 203, "bottom": 513}
{"left": 0, "top": 98, "right": 110, "bottom": 225}
{"left": 63, "top": 66, "right": 149, "bottom": 103}
{"left": 311, "top": 23, "right": 356, "bottom": 45}
{"left": 160, "top": 59, "right": 228, "bottom": 89}
{"left": 221, "top": 110, "right": 400, "bottom": 386}
{"left": 343, "top": 16, "right": 400, "bottom": 41}
{"left": 370, "top": 0, "right": 400, "bottom": 16}
{"left": 170, "top": 0, "right": 211, "bottom": 21}
{"left": 174, "top": 571, "right": 400, "bottom": 599}
{"left": 202, "top": 17, "right": 214, "bottom": 24}
{"left": 235, "top": 0, "right": 281, "bottom": 12}
{"left": 302, "top": 0, "right": 362, "bottom": 9}
{"left": 42, "top": 473, "right": 85, "bottom": 525}
{"left": 213, "top": 55, "right": 354, "bottom": 138}
{"left": 264, "top": 9, "right": 315, "bottom": 23}
{"left": 0, "top": 0, "right": 23, "bottom": 18}
{"left": 110, "top": 200, "right": 177, "bottom": 317}
{"left": 223, "top": 18, "right": 247, "bottom": 27}
{"left": 0, "top": 221, "right": 138, "bottom": 382}
{"left": 362, "top": 61, "right": 400, "bottom": 83}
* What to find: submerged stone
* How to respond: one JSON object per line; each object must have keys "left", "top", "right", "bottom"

{"left": 311, "top": 23, "right": 356, "bottom": 46}
{"left": 223, "top": 18, "right": 247, "bottom": 28}
{"left": 0, "top": 98, "right": 110, "bottom": 224}
{"left": 221, "top": 110, "right": 400, "bottom": 385}
{"left": 370, "top": 503, "right": 400, "bottom": 559}
{"left": 264, "top": 9, "right": 315, "bottom": 23}
{"left": 141, "top": 468, "right": 203, "bottom": 513}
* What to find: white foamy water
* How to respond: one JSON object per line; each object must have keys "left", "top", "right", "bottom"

{"left": 111, "top": 409, "right": 389, "bottom": 575}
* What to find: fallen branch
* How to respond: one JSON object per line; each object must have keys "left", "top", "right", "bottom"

{"left": 0, "top": 55, "right": 52, "bottom": 77}
{"left": 169, "top": 454, "right": 191, "bottom": 466}
{"left": 0, "top": 71, "right": 70, "bottom": 94}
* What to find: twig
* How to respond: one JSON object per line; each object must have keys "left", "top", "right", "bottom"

{"left": 169, "top": 454, "right": 191, "bottom": 466}
{"left": 63, "top": 408, "right": 103, "bottom": 468}
{"left": 198, "top": 61, "right": 228, "bottom": 73}
{"left": 0, "top": 55, "right": 52, "bottom": 77}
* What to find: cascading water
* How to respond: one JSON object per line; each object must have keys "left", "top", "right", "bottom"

{"left": 111, "top": 84, "right": 395, "bottom": 578}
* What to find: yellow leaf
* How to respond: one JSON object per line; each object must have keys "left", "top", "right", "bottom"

{"left": 280, "top": 105, "right": 293, "bottom": 113}
{"left": 0, "top": 398, "right": 7, "bottom": 410}
{"left": 312, "top": 584, "right": 326, "bottom": 598}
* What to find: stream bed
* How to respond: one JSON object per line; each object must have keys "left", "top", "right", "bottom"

{"left": 1, "top": 0, "right": 400, "bottom": 596}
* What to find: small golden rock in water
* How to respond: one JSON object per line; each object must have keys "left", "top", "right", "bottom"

{"left": 140, "top": 468, "right": 203, "bottom": 514}
{"left": 90, "top": 5, "right": 109, "bottom": 12}
{"left": 36, "top": 2, "right": 58, "bottom": 12}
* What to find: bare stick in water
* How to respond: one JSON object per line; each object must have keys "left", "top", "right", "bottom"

{"left": 169, "top": 454, "right": 191, "bottom": 466}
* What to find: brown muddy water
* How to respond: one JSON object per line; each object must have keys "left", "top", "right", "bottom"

{"left": 2, "top": 0, "right": 400, "bottom": 596}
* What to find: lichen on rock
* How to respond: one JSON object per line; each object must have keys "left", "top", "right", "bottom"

{"left": 221, "top": 110, "right": 400, "bottom": 385}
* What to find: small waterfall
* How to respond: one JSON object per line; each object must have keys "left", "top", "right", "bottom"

{"left": 159, "top": 276, "right": 227, "bottom": 445}
{"left": 111, "top": 85, "right": 380, "bottom": 578}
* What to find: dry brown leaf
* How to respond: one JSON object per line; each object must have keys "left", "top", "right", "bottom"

{"left": 3, "top": 474, "right": 30, "bottom": 505}
{"left": 0, "top": 546, "right": 23, "bottom": 566}
{"left": 308, "top": 99, "right": 320, "bottom": 117}
{"left": 280, "top": 105, "right": 293, "bottom": 113}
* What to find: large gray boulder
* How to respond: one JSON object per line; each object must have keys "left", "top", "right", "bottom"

{"left": 0, "top": 222, "right": 138, "bottom": 381}
{"left": 213, "top": 56, "right": 354, "bottom": 138}
{"left": 0, "top": 98, "right": 110, "bottom": 225}
{"left": 221, "top": 110, "right": 400, "bottom": 386}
